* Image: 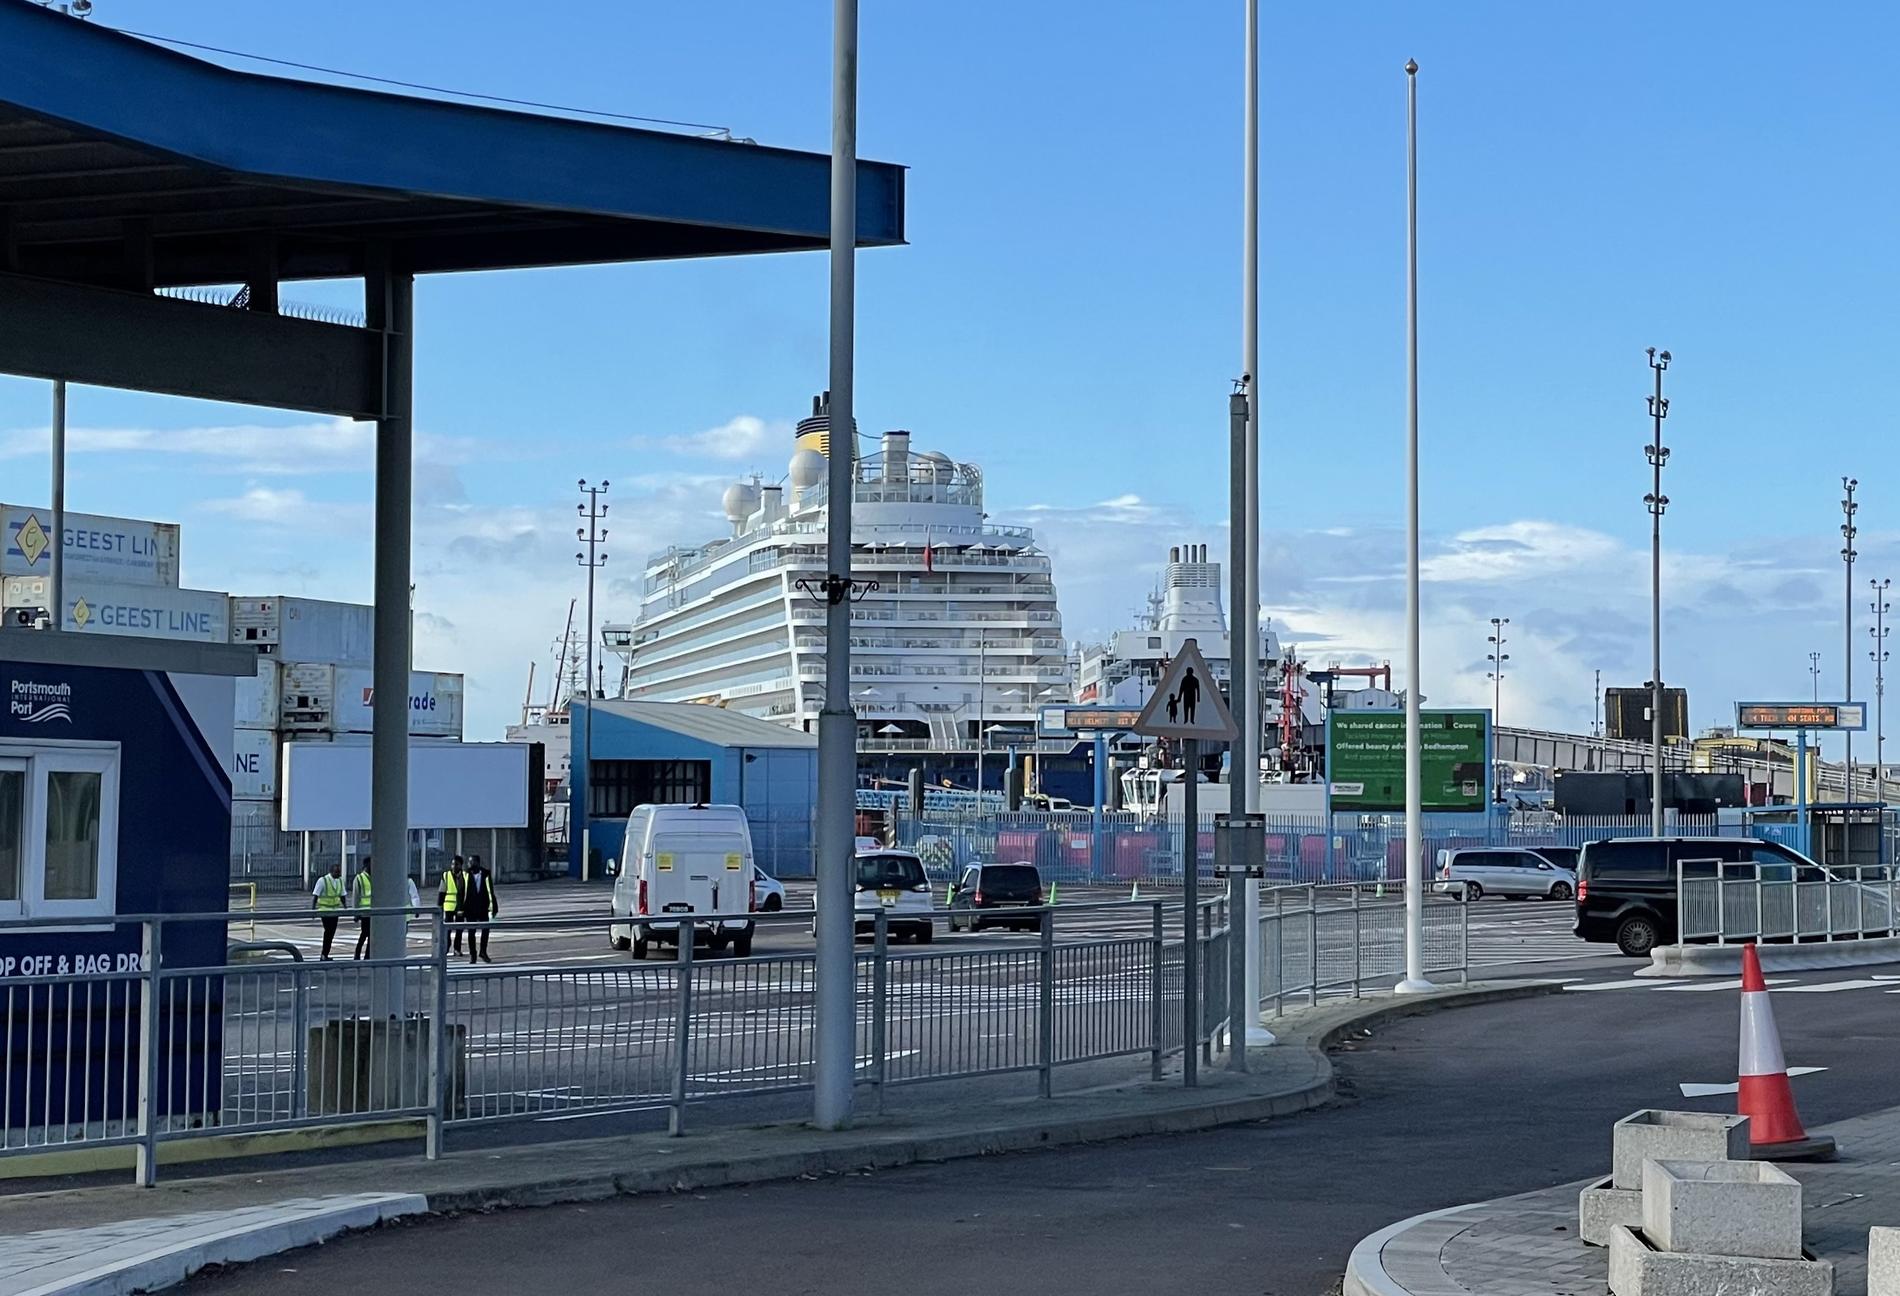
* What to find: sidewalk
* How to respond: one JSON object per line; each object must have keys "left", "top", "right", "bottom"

{"left": 0, "top": 981, "right": 1550, "bottom": 1296}
{"left": 1346, "top": 1104, "right": 1900, "bottom": 1296}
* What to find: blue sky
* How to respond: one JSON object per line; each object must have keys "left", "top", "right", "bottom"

{"left": 3, "top": 1, "right": 1897, "bottom": 753}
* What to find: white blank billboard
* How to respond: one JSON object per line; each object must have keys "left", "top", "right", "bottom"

{"left": 281, "top": 741, "right": 530, "bottom": 830}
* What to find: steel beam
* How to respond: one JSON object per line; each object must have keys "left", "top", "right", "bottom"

{"left": 0, "top": 271, "right": 381, "bottom": 416}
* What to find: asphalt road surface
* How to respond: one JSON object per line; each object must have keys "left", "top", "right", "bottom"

{"left": 186, "top": 958, "right": 1900, "bottom": 1296}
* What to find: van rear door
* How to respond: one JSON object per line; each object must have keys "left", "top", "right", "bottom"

{"left": 650, "top": 833, "right": 749, "bottom": 915}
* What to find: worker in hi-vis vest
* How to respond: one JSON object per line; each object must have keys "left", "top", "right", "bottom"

{"left": 351, "top": 857, "right": 374, "bottom": 960}
{"left": 439, "top": 855, "right": 467, "bottom": 955}
{"left": 311, "top": 861, "right": 346, "bottom": 961}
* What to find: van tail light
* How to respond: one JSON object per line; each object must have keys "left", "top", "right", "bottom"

{"left": 973, "top": 890, "right": 984, "bottom": 905}
{"left": 637, "top": 879, "right": 649, "bottom": 916}
{"left": 1577, "top": 878, "right": 1589, "bottom": 901}
{"left": 1437, "top": 863, "right": 1450, "bottom": 879}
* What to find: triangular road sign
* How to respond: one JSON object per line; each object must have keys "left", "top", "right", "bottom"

{"left": 1133, "top": 638, "right": 1238, "bottom": 742}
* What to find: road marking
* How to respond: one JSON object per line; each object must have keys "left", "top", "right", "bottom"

{"left": 1654, "top": 977, "right": 1798, "bottom": 992}
{"left": 1680, "top": 1066, "right": 1826, "bottom": 1097}
{"left": 1565, "top": 979, "right": 1689, "bottom": 991}
{"left": 1778, "top": 979, "right": 1898, "bottom": 993}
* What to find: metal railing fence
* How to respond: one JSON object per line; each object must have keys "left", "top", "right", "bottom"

{"left": 0, "top": 884, "right": 1461, "bottom": 1185}
{"left": 1677, "top": 861, "right": 1899, "bottom": 944}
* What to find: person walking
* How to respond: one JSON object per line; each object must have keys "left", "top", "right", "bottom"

{"left": 439, "top": 855, "right": 467, "bottom": 955}
{"left": 351, "top": 856, "right": 374, "bottom": 960}
{"left": 312, "top": 860, "right": 346, "bottom": 960}
{"left": 462, "top": 858, "right": 498, "bottom": 965}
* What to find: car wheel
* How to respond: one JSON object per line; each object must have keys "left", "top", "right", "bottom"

{"left": 632, "top": 935, "right": 648, "bottom": 960}
{"left": 732, "top": 930, "right": 754, "bottom": 958}
{"left": 763, "top": 894, "right": 783, "bottom": 912}
{"left": 1463, "top": 882, "right": 1483, "bottom": 902}
{"left": 1615, "top": 914, "right": 1660, "bottom": 958}
{"left": 1549, "top": 882, "right": 1573, "bottom": 901}
{"left": 916, "top": 923, "right": 934, "bottom": 945}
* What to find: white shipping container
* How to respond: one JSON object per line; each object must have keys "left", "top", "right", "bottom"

{"left": 333, "top": 668, "right": 464, "bottom": 738}
{"left": 278, "top": 661, "right": 336, "bottom": 731}
{"left": 233, "top": 657, "right": 281, "bottom": 730}
{"left": 231, "top": 729, "right": 281, "bottom": 799}
{"left": 230, "top": 597, "right": 375, "bottom": 666}
{"left": 2, "top": 575, "right": 228, "bottom": 643}
{"left": 2, "top": 504, "right": 181, "bottom": 587}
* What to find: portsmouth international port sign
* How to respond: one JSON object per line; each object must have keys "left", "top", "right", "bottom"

{"left": 1326, "top": 709, "right": 1490, "bottom": 813}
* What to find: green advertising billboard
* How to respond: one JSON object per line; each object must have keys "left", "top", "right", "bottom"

{"left": 1326, "top": 709, "right": 1490, "bottom": 813}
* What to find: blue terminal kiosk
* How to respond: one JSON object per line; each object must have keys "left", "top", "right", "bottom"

{"left": 0, "top": 632, "right": 253, "bottom": 1135}
{"left": 1735, "top": 702, "right": 1868, "bottom": 859}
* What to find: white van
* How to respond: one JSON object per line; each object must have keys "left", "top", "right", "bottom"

{"left": 609, "top": 803, "right": 757, "bottom": 959}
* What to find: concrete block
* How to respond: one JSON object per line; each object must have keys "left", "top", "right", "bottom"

{"left": 1613, "top": 1109, "right": 1751, "bottom": 1191}
{"left": 1581, "top": 1177, "right": 1643, "bottom": 1247}
{"left": 1643, "top": 1159, "right": 1803, "bottom": 1259}
{"left": 1871, "top": 1227, "right": 1900, "bottom": 1296}
{"left": 1609, "top": 1225, "right": 1833, "bottom": 1296}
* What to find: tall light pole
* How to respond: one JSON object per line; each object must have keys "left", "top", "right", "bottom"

{"left": 1809, "top": 651, "right": 1823, "bottom": 704}
{"left": 1593, "top": 668, "right": 1603, "bottom": 739}
{"left": 1644, "top": 348, "right": 1671, "bottom": 836}
{"left": 1841, "top": 478, "right": 1859, "bottom": 800}
{"left": 1487, "top": 617, "right": 1509, "bottom": 802}
{"left": 1238, "top": 0, "right": 1267, "bottom": 1045}
{"left": 974, "top": 634, "right": 987, "bottom": 797}
{"left": 576, "top": 481, "right": 608, "bottom": 882}
{"left": 1872, "top": 578, "right": 1890, "bottom": 789}
{"left": 1395, "top": 58, "right": 1430, "bottom": 994}
{"left": 813, "top": 0, "right": 860, "bottom": 1132}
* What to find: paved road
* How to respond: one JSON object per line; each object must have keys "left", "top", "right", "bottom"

{"left": 185, "top": 958, "right": 1900, "bottom": 1296}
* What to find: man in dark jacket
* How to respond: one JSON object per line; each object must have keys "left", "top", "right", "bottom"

{"left": 462, "top": 858, "right": 498, "bottom": 965}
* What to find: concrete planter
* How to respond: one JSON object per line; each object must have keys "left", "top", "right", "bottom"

{"left": 1609, "top": 1225, "right": 1833, "bottom": 1296}
{"left": 1642, "top": 1159, "right": 1803, "bottom": 1260}
{"left": 1871, "top": 1227, "right": 1899, "bottom": 1296}
{"left": 1612, "top": 1110, "right": 1751, "bottom": 1191}
{"left": 1581, "top": 1176, "right": 1643, "bottom": 1247}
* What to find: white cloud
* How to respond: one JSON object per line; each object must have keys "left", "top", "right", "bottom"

{"left": 1420, "top": 521, "right": 1622, "bottom": 584}
{"left": 0, "top": 418, "right": 479, "bottom": 477}
{"left": 637, "top": 414, "right": 787, "bottom": 462}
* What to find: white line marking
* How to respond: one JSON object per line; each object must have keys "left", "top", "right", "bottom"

{"left": 1566, "top": 979, "right": 1688, "bottom": 992}
{"left": 1777, "top": 979, "right": 1895, "bottom": 993}
{"left": 1655, "top": 978, "right": 1798, "bottom": 992}
{"left": 1680, "top": 1066, "right": 1826, "bottom": 1097}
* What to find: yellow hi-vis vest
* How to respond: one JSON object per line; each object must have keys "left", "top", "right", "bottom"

{"left": 440, "top": 871, "right": 461, "bottom": 911}
{"left": 315, "top": 875, "right": 345, "bottom": 911}
{"left": 352, "top": 872, "right": 372, "bottom": 909}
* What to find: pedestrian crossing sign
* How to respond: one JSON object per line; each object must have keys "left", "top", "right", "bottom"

{"left": 1133, "top": 637, "right": 1238, "bottom": 742}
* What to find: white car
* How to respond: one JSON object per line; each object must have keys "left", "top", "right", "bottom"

{"left": 1432, "top": 847, "right": 1576, "bottom": 901}
{"left": 752, "top": 865, "right": 786, "bottom": 912}
{"left": 854, "top": 835, "right": 883, "bottom": 853}
{"left": 851, "top": 849, "right": 935, "bottom": 943}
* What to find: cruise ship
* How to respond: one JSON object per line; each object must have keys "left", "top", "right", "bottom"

{"left": 602, "top": 395, "right": 1069, "bottom": 784}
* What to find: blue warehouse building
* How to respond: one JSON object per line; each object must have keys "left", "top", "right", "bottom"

{"left": 571, "top": 702, "right": 818, "bottom": 880}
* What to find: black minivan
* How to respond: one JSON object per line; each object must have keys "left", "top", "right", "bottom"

{"left": 1575, "top": 836, "right": 1819, "bottom": 957}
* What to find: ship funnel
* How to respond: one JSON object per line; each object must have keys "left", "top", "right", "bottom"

{"left": 1170, "top": 546, "right": 1180, "bottom": 563}
{"left": 881, "top": 430, "right": 910, "bottom": 484}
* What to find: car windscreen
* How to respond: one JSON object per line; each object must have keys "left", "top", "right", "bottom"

{"left": 856, "top": 854, "right": 927, "bottom": 890}
{"left": 1534, "top": 848, "right": 1580, "bottom": 870}
{"left": 981, "top": 864, "right": 1040, "bottom": 897}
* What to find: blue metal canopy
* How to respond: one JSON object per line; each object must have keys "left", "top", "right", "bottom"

{"left": 0, "top": 0, "right": 906, "bottom": 285}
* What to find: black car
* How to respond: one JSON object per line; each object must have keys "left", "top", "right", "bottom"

{"left": 948, "top": 862, "right": 1045, "bottom": 932}
{"left": 1574, "top": 836, "right": 1820, "bottom": 957}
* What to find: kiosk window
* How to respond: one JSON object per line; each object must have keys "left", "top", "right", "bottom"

{"left": 43, "top": 770, "right": 102, "bottom": 901}
{"left": 0, "top": 767, "right": 21, "bottom": 903}
{"left": 0, "top": 745, "right": 119, "bottom": 918}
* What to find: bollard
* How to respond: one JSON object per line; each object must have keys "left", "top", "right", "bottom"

{"left": 871, "top": 907, "right": 889, "bottom": 1114}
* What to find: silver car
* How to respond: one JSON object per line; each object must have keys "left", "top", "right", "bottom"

{"left": 1432, "top": 848, "right": 1576, "bottom": 901}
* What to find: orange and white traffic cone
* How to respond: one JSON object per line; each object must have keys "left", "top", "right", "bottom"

{"left": 1737, "top": 943, "right": 1837, "bottom": 1161}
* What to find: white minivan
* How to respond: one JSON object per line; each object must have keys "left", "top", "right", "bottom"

{"left": 609, "top": 803, "right": 757, "bottom": 959}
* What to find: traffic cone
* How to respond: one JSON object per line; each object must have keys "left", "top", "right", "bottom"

{"left": 1047, "top": 881, "right": 1059, "bottom": 906}
{"left": 1129, "top": 878, "right": 1140, "bottom": 901}
{"left": 1737, "top": 943, "right": 1837, "bottom": 1161}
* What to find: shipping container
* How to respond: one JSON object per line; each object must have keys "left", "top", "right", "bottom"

{"left": 1, "top": 504, "right": 180, "bottom": 587}
{"left": 230, "top": 729, "right": 281, "bottom": 800}
{"left": 278, "top": 661, "right": 337, "bottom": 732}
{"left": 333, "top": 668, "right": 464, "bottom": 738}
{"left": 229, "top": 596, "right": 375, "bottom": 666}
{"left": 2, "top": 575, "right": 228, "bottom": 643}
{"left": 275, "top": 663, "right": 464, "bottom": 737}
{"left": 233, "top": 657, "right": 281, "bottom": 730}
